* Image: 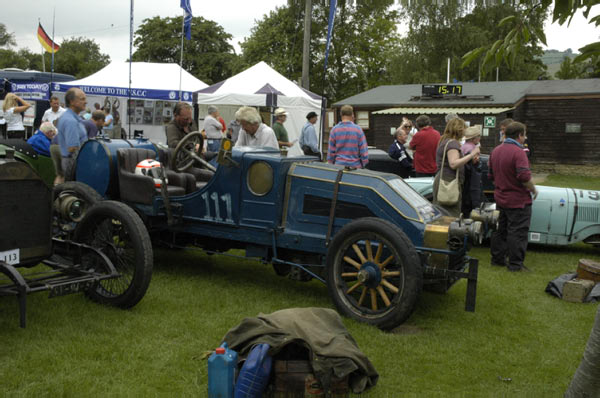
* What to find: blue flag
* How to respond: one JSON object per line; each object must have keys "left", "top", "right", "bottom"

{"left": 180, "top": 0, "right": 192, "bottom": 40}
{"left": 324, "top": 0, "right": 337, "bottom": 72}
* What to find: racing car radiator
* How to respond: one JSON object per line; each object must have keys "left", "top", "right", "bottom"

{"left": 0, "top": 159, "right": 52, "bottom": 267}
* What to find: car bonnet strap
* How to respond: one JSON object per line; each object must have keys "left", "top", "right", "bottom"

{"left": 325, "top": 168, "right": 344, "bottom": 247}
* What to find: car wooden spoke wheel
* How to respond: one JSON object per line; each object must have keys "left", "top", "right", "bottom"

{"left": 327, "top": 218, "right": 422, "bottom": 330}
{"left": 74, "top": 201, "right": 153, "bottom": 308}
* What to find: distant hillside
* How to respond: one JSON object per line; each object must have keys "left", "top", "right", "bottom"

{"left": 541, "top": 49, "right": 579, "bottom": 77}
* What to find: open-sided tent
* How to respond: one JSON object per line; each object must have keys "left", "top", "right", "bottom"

{"left": 53, "top": 62, "right": 208, "bottom": 142}
{"left": 195, "top": 61, "right": 322, "bottom": 155}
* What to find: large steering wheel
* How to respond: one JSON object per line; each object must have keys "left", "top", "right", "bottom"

{"left": 171, "top": 131, "right": 216, "bottom": 173}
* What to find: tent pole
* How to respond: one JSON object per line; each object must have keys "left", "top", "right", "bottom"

{"left": 128, "top": 0, "right": 134, "bottom": 139}
{"left": 179, "top": 9, "right": 184, "bottom": 102}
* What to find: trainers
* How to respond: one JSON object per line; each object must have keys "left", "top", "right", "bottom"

{"left": 491, "top": 261, "right": 506, "bottom": 267}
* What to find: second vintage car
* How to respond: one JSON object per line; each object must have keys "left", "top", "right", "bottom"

{"left": 368, "top": 148, "right": 600, "bottom": 248}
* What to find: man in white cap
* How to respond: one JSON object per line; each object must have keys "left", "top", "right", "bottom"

{"left": 272, "top": 107, "right": 294, "bottom": 148}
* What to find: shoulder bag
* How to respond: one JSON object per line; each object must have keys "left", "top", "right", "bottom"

{"left": 436, "top": 140, "right": 460, "bottom": 206}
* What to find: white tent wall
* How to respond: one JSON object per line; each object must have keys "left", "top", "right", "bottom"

{"left": 195, "top": 62, "right": 323, "bottom": 157}
{"left": 196, "top": 95, "right": 321, "bottom": 157}
{"left": 52, "top": 92, "right": 171, "bottom": 143}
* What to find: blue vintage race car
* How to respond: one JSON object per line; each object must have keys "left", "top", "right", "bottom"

{"left": 49, "top": 133, "right": 485, "bottom": 330}
{"left": 367, "top": 149, "right": 600, "bottom": 247}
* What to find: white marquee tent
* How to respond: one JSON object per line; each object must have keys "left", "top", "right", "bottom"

{"left": 195, "top": 61, "right": 323, "bottom": 155}
{"left": 53, "top": 62, "right": 208, "bottom": 142}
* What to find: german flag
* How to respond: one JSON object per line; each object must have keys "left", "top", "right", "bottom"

{"left": 37, "top": 23, "right": 60, "bottom": 53}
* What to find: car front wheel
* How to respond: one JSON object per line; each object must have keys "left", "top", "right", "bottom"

{"left": 326, "top": 217, "right": 422, "bottom": 331}
{"left": 74, "top": 201, "right": 153, "bottom": 308}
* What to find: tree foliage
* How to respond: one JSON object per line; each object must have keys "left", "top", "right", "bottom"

{"left": 389, "top": 2, "right": 548, "bottom": 84}
{"left": 555, "top": 56, "right": 583, "bottom": 79}
{"left": 240, "top": 0, "right": 400, "bottom": 102}
{"left": 132, "top": 16, "right": 237, "bottom": 85}
{"left": 52, "top": 37, "right": 110, "bottom": 78}
{"left": 462, "top": 0, "right": 600, "bottom": 75}
{"left": 0, "top": 23, "right": 16, "bottom": 47}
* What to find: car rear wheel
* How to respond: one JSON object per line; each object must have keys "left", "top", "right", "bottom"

{"left": 74, "top": 201, "right": 153, "bottom": 308}
{"left": 53, "top": 182, "right": 102, "bottom": 240}
{"left": 326, "top": 217, "right": 422, "bottom": 331}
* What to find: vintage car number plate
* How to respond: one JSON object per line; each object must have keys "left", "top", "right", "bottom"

{"left": 49, "top": 281, "right": 94, "bottom": 298}
{"left": 0, "top": 248, "right": 20, "bottom": 266}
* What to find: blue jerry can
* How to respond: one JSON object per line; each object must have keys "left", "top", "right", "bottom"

{"left": 234, "top": 343, "right": 272, "bottom": 398}
{"left": 208, "top": 342, "right": 238, "bottom": 398}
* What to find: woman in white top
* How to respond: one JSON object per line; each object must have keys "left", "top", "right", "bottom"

{"left": 2, "top": 93, "right": 31, "bottom": 139}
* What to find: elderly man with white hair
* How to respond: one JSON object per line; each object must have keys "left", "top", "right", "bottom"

{"left": 27, "top": 121, "right": 57, "bottom": 157}
{"left": 234, "top": 106, "right": 278, "bottom": 149}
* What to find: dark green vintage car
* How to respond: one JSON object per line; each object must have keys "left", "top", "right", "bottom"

{"left": 0, "top": 139, "right": 56, "bottom": 186}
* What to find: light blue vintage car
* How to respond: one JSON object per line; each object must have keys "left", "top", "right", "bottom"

{"left": 405, "top": 177, "right": 600, "bottom": 247}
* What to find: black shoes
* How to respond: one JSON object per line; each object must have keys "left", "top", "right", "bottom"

{"left": 507, "top": 265, "right": 531, "bottom": 272}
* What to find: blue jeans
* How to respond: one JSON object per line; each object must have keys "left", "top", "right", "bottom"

{"left": 206, "top": 138, "right": 221, "bottom": 167}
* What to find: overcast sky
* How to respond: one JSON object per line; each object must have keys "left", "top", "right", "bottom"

{"left": 4, "top": 1, "right": 599, "bottom": 65}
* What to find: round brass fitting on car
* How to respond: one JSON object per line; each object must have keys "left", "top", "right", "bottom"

{"left": 449, "top": 218, "right": 484, "bottom": 246}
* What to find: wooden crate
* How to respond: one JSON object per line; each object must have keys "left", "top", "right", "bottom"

{"left": 563, "top": 278, "right": 596, "bottom": 303}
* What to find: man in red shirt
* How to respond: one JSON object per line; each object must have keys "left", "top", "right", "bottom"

{"left": 488, "top": 121, "right": 538, "bottom": 272}
{"left": 409, "top": 115, "right": 440, "bottom": 177}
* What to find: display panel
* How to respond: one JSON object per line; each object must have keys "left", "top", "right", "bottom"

{"left": 422, "top": 84, "right": 463, "bottom": 96}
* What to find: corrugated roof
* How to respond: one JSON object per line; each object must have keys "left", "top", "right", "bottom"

{"left": 334, "top": 79, "right": 600, "bottom": 107}
{"left": 373, "top": 107, "right": 513, "bottom": 115}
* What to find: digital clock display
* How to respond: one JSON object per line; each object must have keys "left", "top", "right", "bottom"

{"left": 422, "top": 84, "right": 463, "bottom": 96}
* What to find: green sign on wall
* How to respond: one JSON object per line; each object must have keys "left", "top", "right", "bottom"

{"left": 484, "top": 116, "right": 496, "bottom": 128}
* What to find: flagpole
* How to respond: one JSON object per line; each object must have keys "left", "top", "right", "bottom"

{"left": 179, "top": 8, "right": 184, "bottom": 101}
{"left": 320, "top": 0, "right": 337, "bottom": 155}
{"left": 128, "top": 0, "right": 134, "bottom": 139}
{"left": 51, "top": 7, "right": 56, "bottom": 85}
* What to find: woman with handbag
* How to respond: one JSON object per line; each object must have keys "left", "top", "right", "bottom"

{"left": 432, "top": 117, "right": 480, "bottom": 217}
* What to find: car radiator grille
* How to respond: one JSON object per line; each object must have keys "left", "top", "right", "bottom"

{"left": 0, "top": 179, "right": 52, "bottom": 253}
{"left": 576, "top": 206, "right": 600, "bottom": 223}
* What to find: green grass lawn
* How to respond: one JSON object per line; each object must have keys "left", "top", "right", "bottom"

{"left": 1, "top": 174, "right": 599, "bottom": 396}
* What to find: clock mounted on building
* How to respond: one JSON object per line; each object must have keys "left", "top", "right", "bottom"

{"left": 422, "top": 84, "right": 463, "bottom": 96}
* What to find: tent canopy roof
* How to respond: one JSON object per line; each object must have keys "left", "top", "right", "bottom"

{"left": 54, "top": 62, "right": 207, "bottom": 100}
{"left": 196, "top": 61, "right": 321, "bottom": 100}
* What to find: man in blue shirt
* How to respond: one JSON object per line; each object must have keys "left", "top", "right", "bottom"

{"left": 27, "top": 121, "right": 56, "bottom": 157}
{"left": 57, "top": 88, "right": 88, "bottom": 178}
{"left": 299, "top": 111, "right": 320, "bottom": 159}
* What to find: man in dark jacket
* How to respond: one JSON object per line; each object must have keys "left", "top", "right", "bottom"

{"left": 388, "top": 124, "right": 413, "bottom": 178}
{"left": 488, "top": 121, "right": 538, "bottom": 272}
